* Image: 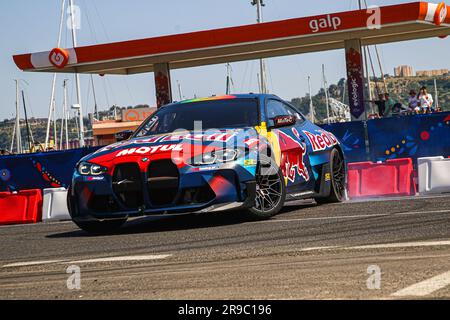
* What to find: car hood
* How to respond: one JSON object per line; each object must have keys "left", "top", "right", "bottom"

{"left": 83, "top": 127, "right": 261, "bottom": 164}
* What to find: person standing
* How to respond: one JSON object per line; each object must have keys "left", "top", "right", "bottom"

{"left": 418, "top": 86, "right": 434, "bottom": 113}
{"left": 408, "top": 90, "right": 419, "bottom": 113}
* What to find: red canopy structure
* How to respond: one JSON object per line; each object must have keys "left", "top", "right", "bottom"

{"left": 13, "top": 1, "right": 450, "bottom": 119}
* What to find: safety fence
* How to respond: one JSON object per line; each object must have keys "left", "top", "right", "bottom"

{"left": 0, "top": 147, "right": 101, "bottom": 192}
{"left": 321, "top": 111, "right": 450, "bottom": 163}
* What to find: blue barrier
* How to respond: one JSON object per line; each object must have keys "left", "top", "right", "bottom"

{"left": 320, "top": 121, "right": 367, "bottom": 163}
{"left": 367, "top": 112, "right": 450, "bottom": 162}
{"left": 0, "top": 147, "right": 101, "bottom": 192}
{"left": 322, "top": 111, "right": 450, "bottom": 164}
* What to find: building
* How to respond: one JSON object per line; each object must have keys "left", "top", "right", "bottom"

{"left": 92, "top": 106, "right": 157, "bottom": 146}
{"left": 394, "top": 65, "right": 414, "bottom": 77}
{"left": 416, "top": 69, "right": 449, "bottom": 77}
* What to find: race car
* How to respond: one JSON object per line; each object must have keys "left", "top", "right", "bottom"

{"left": 68, "top": 94, "right": 347, "bottom": 233}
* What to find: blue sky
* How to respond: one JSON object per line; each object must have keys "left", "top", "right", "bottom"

{"left": 0, "top": 0, "right": 449, "bottom": 120}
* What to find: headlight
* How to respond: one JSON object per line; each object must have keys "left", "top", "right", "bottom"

{"left": 77, "top": 162, "right": 107, "bottom": 176}
{"left": 192, "top": 149, "right": 239, "bottom": 166}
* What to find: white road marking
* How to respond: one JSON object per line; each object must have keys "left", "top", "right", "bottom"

{"left": 68, "top": 254, "right": 172, "bottom": 264}
{"left": 254, "top": 209, "right": 450, "bottom": 224}
{"left": 2, "top": 260, "right": 67, "bottom": 268}
{"left": 299, "top": 246, "right": 340, "bottom": 252}
{"left": 297, "top": 240, "right": 450, "bottom": 253}
{"left": 391, "top": 271, "right": 450, "bottom": 297}
{"left": 2, "top": 254, "right": 172, "bottom": 268}
{"left": 348, "top": 240, "right": 450, "bottom": 250}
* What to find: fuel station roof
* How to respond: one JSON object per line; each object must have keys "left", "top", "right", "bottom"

{"left": 13, "top": 1, "right": 450, "bottom": 75}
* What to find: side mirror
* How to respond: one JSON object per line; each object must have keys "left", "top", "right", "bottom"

{"left": 269, "top": 115, "right": 297, "bottom": 129}
{"left": 115, "top": 130, "right": 133, "bottom": 142}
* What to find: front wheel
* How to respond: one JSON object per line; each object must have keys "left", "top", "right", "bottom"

{"left": 245, "top": 166, "right": 286, "bottom": 219}
{"left": 67, "top": 187, "right": 127, "bottom": 234}
{"left": 316, "top": 148, "right": 346, "bottom": 204}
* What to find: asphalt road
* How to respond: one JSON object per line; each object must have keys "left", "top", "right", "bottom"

{"left": 0, "top": 195, "right": 449, "bottom": 300}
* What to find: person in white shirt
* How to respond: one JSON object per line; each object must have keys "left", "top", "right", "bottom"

{"left": 418, "top": 86, "right": 433, "bottom": 113}
{"left": 408, "top": 90, "right": 419, "bottom": 113}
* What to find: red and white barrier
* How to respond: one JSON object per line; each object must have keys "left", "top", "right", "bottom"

{"left": 418, "top": 156, "right": 450, "bottom": 195}
{"left": 42, "top": 188, "right": 71, "bottom": 222}
{"left": 0, "top": 190, "right": 42, "bottom": 225}
{"left": 348, "top": 158, "right": 416, "bottom": 199}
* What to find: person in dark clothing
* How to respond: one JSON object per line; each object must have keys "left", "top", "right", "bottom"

{"left": 368, "top": 93, "right": 386, "bottom": 117}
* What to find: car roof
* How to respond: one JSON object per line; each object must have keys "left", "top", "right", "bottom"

{"left": 171, "top": 93, "right": 280, "bottom": 106}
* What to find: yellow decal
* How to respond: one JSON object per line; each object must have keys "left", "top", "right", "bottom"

{"left": 255, "top": 122, "right": 281, "bottom": 166}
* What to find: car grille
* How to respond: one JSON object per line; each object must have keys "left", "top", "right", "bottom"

{"left": 112, "top": 163, "right": 144, "bottom": 209}
{"left": 147, "top": 159, "right": 180, "bottom": 206}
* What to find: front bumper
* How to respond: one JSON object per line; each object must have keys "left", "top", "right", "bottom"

{"left": 69, "top": 163, "right": 256, "bottom": 222}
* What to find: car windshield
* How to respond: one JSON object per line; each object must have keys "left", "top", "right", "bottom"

{"left": 134, "top": 98, "right": 259, "bottom": 137}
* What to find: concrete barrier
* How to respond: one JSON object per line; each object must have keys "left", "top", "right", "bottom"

{"left": 42, "top": 188, "right": 71, "bottom": 222}
{"left": 418, "top": 156, "right": 450, "bottom": 195}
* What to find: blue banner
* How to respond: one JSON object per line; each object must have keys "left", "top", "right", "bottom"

{"left": 367, "top": 112, "right": 450, "bottom": 162}
{"left": 320, "top": 121, "right": 367, "bottom": 163}
{"left": 0, "top": 147, "right": 101, "bottom": 192}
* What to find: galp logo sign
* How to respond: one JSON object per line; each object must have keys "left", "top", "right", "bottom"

{"left": 49, "top": 48, "right": 69, "bottom": 69}
{"left": 309, "top": 15, "right": 342, "bottom": 33}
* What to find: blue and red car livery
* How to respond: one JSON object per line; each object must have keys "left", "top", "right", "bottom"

{"left": 68, "top": 94, "right": 347, "bottom": 233}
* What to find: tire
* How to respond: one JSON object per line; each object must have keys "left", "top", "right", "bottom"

{"left": 245, "top": 165, "right": 286, "bottom": 220}
{"left": 73, "top": 219, "right": 127, "bottom": 235}
{"left": 316, "top": 148, "right": 346, "bottom": 204}
{"left": 67, "top": 187, "right": 127, "bottom": 234}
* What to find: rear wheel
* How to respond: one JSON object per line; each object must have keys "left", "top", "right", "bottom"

{"left": 316, "top": 148, "right": 346, "bottom": 204}
{"left": 245, "top": 165, "right": 286, "bottom": 219}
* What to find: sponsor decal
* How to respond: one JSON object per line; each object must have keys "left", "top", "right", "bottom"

{"left": 86, "top": 176, "right": 105, "bottom": 181}
{"left": 99, "top": 132, "right": 238, "bottom": 153}
{"left": 309, "top": 15, "right": 342, "bottom": 33}
{"left": 277, "top": 129, "right": 309, "bottom": 183}
{"left": 303, "top": 130, "right": 338, "bottom": 152}
{"left": 115, "top": 144, "right": 183, "bottom": 157}
{"left": 325, "top": 173, "right": 331, "bottom": 182}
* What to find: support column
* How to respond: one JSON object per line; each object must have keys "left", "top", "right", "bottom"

{"left": 154, "top": 63, "right": 173, "bottom": 108}
{"left": 345, "top": 39, "right": 366, "bottom": 121}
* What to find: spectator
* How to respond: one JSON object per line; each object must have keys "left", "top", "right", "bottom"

{"left": 383, "top": 93, "right": 398, "bottom": 117}
{"left": 408, "top": 90, "right": 420, "bottom": 113}
{"left": 367, "top": 93, "right": 386, "bottom": 117}
{"left": 418, "top": 86, "right": 433, "bottom": 113}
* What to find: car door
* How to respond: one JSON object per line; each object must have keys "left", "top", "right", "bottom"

{"left": 265, "top": 99, "right": 315, "bottom": 190}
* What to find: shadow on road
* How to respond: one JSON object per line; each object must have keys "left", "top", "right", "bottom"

{"left": 46, "top": 201, "right": 317, "bottom": 239}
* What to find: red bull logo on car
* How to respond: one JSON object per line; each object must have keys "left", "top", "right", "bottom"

{"left": 303, "top": 130, "right": 338, "bottom": 152}
{"left": 277, "top": 128, "right": 309, "bottom": 183}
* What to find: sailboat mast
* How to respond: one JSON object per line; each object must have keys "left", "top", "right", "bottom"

{"left": 251, "top": 0, "right": 266, "bottom": 94}
{"left": 63, "top": 79, "right": 69, "bottom": 150}
{"left": 45, "top": 0, "right": 66, "bottom": 150}
{"left": 308, "top": 76, "right": 314, "bottom": 124}
{"left": 322, "top": 65, "right": 330, "bottom": 124}
{"left": 21, "top": 90, "right": 32, "bottom": 151}
{"left": 69, "top": 0, "right": 85, "bottom": 148}
{"left": 14, "top": 80, "right": 22, "bottom": 154}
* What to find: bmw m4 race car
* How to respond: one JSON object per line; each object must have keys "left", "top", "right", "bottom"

{"left": 68, "top": 94, "right": 347, "bottom": 233}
